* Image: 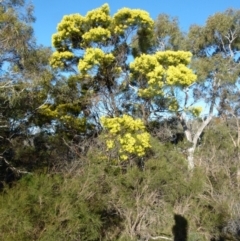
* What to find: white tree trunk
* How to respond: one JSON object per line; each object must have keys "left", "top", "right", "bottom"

{"left": 179, "top": 114, "right": 213, "bottom": 170}
{"left": 187, "top": 147, "right": 195, "bottom": 170}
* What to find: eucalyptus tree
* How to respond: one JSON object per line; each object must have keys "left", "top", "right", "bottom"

{"left": 154, "top": 14, "right": 184, "bottom": 51}
{"left": 0, "top": 0, "right": 54, "bottom": 179}
{"left": 182, "top": 8, "right": 240, "bottom": 168}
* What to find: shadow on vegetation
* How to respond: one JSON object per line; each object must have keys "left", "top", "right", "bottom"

{"left": 172, "top": 214, "right": 188, "bottom": 241}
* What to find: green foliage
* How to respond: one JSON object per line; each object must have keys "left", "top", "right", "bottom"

{"left": 37, "top": 103, "right": 86, "bottom": 132}
{"left": 186, "top": 9, "right": 240, "bottom": 55}
{"left": 0, "top": 0, "right": 57, "bottom": 177}
{"left": 154, "top": 14, "right": 184, "bottom": 51}
{"left": 0, "top": 173, "right": 103, "bottom": 241}
{"left": 184, "top": 9, "right": 240, "bottom": 120}
{"left": 1, "top": 124, "right": 240, "bottom": 240}
{"left": 0, "top": 0, "right": 34, "bottom": 67}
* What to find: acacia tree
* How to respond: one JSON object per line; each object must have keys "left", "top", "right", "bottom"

{"left": 50, "top": 4, "right": 200, "bottom": 167}
{"left": 49, "top": 4, "right": 154, "bottom": 126}
{"left": 129, "top": 50, "right": 199, "bottom": 169}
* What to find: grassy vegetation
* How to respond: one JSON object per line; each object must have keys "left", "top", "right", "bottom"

{"left": 1, "top": 121, "right": 240, "bottom": 241}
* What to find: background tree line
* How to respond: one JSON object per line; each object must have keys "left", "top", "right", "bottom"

{"left": 0, "top": 1, "right": 240, "bottom": 240}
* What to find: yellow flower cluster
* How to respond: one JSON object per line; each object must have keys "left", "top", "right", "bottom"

{"left": 50, "top": 3, "right": 155, "bottom": 78}
{"left": 82, "top": 27, "right": 111, "bottom": 44}
{"left": 57, "top": 14, "right": 84, "bottom": 33}
{"left": 119, "top": 132, "right": 151, "bottom": 159}
{"left": 52, "top": 14, "right": 84, "bottom": 49}
{"left": 51, "top": 4, "right": 111, "bottom": 52}
{"left": 50, "top": 51, "right": 74, "bottom": 69}
{"left": 188, "top": 106, "right": 203, "bottom": 117}
{"left": 59, "top": 115, "right": 86, "bottom": 130}
{"left": 168, "top": 99, "right": 179, "bottom": 112}
{"left": 166, "top": 64, "right": 197, "bottom": 86}
{"left": 113, "top": 8, "right": 154, "bottom": 34}
{"left": 130, "top": 54, "right": 164, "bottom": 97}
{"left": 38, "top": 104, "right": 58, "bottom": 118}
{"left": 130, "top": 54, "right": 158, "bottom": 75}
{"left": 85, "top": 3, "right": 111, "bottom": 27}
{"left": 78, "top": 48, "right": 115, "bottom": 74}
{"left": 156, "top": 51, "right": 192, "bottom": 66}
{"left": 101, "top": 115, "right": 151, "bottom": 161}
{"left": 38, "top": 104, "right": 86, "bottom": 131}
{"left": 130, "top": 51, "right": 197, "bottom": 99}
{"left": 106, "top": 140, "right": 115, "bottom": 149}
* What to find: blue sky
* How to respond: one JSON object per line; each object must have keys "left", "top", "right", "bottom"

{"left": 32, "top": 0, "right": 240, "bottom": 47}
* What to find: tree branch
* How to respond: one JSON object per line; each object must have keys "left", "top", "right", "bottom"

{"left": 149, "top": 236, "right": 173, "bottom": 240}
{"left": 0, "top": 156, "right": 31, "bottom": 176}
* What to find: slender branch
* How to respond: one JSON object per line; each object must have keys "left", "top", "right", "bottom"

{"left": 0, "top": 156, "right": 31, "bottom": 175}
{"left": 129, "top": 84, "right": 138, "bottom": 92}
{"left": 192, "top": 114, "right": 213, "bottom": 150}
{"left": 219, "top": 35, "right": 227, "bottom": 54}
{"left": 148, "top": 235, "right": 173, "bottom": 240}
{"left": 178, "top": 114, "right": 192, "bottom": 143}
{"left": 35, "top": 93, "right": 50, "bottom": 110}
{"left": 0, "top": 125, "right": 8, "bottom": 128}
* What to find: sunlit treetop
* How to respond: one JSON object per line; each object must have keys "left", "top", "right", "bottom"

{"left": 52, "top": 14, "right": 84, "bottom": 50}
{"left": 84, "top": 3, "right": 111, "bottom": 28}
{"left": 156, "top": 51, "right": 192, "bottom": 66}
{"left": 130, "top": 50, "right": 197, "bottom": 98}
{"left": 101, "top": 114, "right": 146, "bottom": 134}
{"left": 188, "top": 106, "right": 203, "bottom": 117}
{"left": 50, "top": 4, "right": 154, "bottom": 78}
{"left": 50, "top": 51, "right": 74, "bottom": 69}
{"left": 205, "top": 9, "right": 240, "bottom": 50}
{"left": 112, "top": 7, "right": 154, "bottom": 35}
{"left": 51, "top": 4, "right": 112, "bottom": 51}
{"left": 186, "top": 9, "right": 240, "bottom": 56}
{"left": 78, "top": 48, "right": 115, "bottom": 75}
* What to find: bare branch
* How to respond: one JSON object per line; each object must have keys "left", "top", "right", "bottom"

{"left": 149, "top": 235, "right": 173, "bottom": 240}
{"left": 0, "top": 156, "right": 31, "bottom": 175}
